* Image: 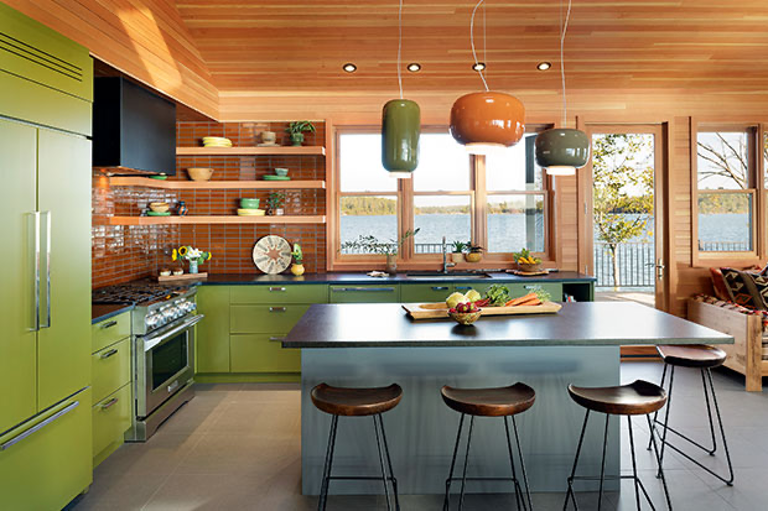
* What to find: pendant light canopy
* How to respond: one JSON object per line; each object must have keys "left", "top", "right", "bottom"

{"left": 450, "top": 91, "right": 525, "bottom": 154}
{"left": 382, "top": 99, "right": 421, "bottom": 177}
{"left": 381, "top": 0, "right": 420, "bottom": 178}
{"left": 535, "top": 0, "right": 589, "bottom": 176}
{"left": 450, "top": 0, "right": 525, "bottom": 154}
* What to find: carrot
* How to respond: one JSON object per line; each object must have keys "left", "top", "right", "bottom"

{"left": 515, "top": 298, "right": 541, "bottom": 307}
{"left": 505, "top": 293, "right": 537, "bottom": 307}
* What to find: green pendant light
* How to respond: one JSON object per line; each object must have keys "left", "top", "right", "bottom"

{"left": 381, "top": 0, "right": 420, "bottom": 178}
{"left": 534, "top": 0, "right": 590, "bottom": 176}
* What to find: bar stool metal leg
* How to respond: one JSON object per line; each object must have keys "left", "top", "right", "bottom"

{"left": 377, "top": 414, "right": 400, "bottom": 511}
{"left": 563, "top": 410, "right": 590, "bottom": 511}
{"left": 372, "top": 414, "right": 393, "bottom": 511}
{"left": 504, "top": 417, "right": 524, "bottom": 512}
{"left": 627, "top": 417, "right": 641, "bottom": 511}
{"left": 511, "top": 416, "right": 533, "bottom": 511}
{"left": 458, "top": 415, "right": 475, "bottom": 511}
{"left": 646, "top": 415, "right": 673, "bottom": 510}
{"left": 318, "top": 415, "right": 339, "bottom": 511}
{"left": 597, "top": 414, "right": 610, "bottom": 511}
{"left": 444, "top": 414, "right": 466, "bottom": 511}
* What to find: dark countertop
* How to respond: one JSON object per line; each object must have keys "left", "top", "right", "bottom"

{"left": 92, "top": 304, "right": 134, "bottom": 325}
{"left": 199, "top": 271, "right": 596, "bottom": 286}
{"left": 283, "top": 302, "right": 733, "bottom": 348}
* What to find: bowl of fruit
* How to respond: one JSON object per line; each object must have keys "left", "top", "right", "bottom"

{"left": 448, "top": 302, "right": 482, "bottom": 325}
{"left": 513, "top": 248, "right": 543, "bottom": 273}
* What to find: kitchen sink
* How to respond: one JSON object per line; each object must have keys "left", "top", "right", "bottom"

{"left": 405, "top": 271, "right": 492, "bottom": 279}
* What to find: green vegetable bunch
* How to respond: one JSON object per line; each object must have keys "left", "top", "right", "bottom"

{"left": 484, "top": 284, "right": 511, "bottom": 306}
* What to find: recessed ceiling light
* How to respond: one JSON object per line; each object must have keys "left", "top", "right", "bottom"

{"left": 407, "top": 63, "right": 421, "bottom": 73}
{"left": 537, "top": 61, "right": 552, "bottom": 71}
{"left": 472, "top": 62, "right": 486, "bottom": 72}
{"left": 342, "top": 63, "right": 357, "bottom": 73}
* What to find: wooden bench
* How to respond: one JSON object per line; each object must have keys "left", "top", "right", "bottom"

{"left": 687, "top": 299, "right": 765, "bottom": 391}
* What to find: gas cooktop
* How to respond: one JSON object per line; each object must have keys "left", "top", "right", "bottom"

{"left": 92, "top": 282, "right": 190, "bottom": 306}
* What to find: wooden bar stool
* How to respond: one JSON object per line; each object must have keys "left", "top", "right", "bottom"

{"left": 564, "top": 380, "right": 672, "bottom": 511}
{"left": 441, "top": 383, "right": 536, "bottom": 511}
{"left": 648, "top": 345, "right": 734, "bottom": 486}
{"left": 311, "top": 383, "right": 403, "bottom": 511}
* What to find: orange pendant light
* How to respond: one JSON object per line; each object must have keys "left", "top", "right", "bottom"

{"left": 450, "top": 0, "right": 525, "bottom": 154}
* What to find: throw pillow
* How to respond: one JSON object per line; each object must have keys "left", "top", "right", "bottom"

{"left": 720, "top": 267, "right": 760, "bottom": 309}
{"left": 742, "top": 272, "right": 768, "bottom": 311}
{"left": 709, "top": 268, "right": 731, "bottom": 301}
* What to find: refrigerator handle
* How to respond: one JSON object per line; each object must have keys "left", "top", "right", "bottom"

{"left": 40, "top": 211, "right": 51, "bottom": 329}
{"left": 31, "top": 212, "right": 40, "bottom": 332}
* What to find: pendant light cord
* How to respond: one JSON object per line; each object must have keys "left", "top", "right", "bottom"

{"left": 560, "top": 0, "right": 573, "bottom": 126}
{"left": 397, "top": 0, "right": 404, "bottom": 99}
{"left": 470, "top": 0, "right": 489, "bottom": 92}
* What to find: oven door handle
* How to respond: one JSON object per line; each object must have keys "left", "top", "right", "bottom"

{"left": 143, "top": 314, "right": 204, "bottom": 353}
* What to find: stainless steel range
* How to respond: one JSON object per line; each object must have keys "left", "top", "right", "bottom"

{"left": 93, "top": 282, "right": 203, "bottom": 441}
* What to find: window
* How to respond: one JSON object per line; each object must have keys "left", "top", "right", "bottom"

{"left": 485, "top": 134, "right": 547, "bottom": 253}
{"left": 696, "top": 128, "right": 756, "bottom": 253}
{"left": 334, "top": 127, "right": 551, "bottom": 266}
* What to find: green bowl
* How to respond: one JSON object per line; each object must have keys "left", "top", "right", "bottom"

{"left": 240, "top": 198, "right": 260, "bottom": 208}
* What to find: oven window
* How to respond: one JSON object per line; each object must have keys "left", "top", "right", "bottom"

{"left": 151, "top": 332, "right": 188, "bottom": 390}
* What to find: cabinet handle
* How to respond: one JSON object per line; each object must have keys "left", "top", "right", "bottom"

{"left": 269, "top": 336, "right": 285, "bottom": 342}
{"left": 30, "top": 212, "right": 40, "bottom": 332}
{"left": 269, "top": 307, "right": 287, "bottom": 313}
{"left": 100, "top": 320, "right": 118, "bottom": 330}
{"left": 1, "top": 400, "right": 79, "bottom": 451}
{"left": 100, "top": 397, "right": 119, "bottom": 411}
{"left": 269, "top": 287, "right": 287, "bottom": 292}
{"left": 333, "top": 287, "right": 395, "bottom": 293}
{"left": 100, "top": 348, "right": 119, "bottom": 359}
{"left": 455, "top": 286, "right": 472, "bottom": 291}
{"left": 40, "top": 211, "right": 51, "bottom": 329}
{"left": 524, "top": 285, "right": 538, "bottom": 290}
{"left": 431, "top": 286, "right": 450, "bottom": 291}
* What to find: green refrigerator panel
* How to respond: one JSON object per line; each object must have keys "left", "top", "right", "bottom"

{"left": 0, "top": 119, "right": 38, "bottom": 434}
{"left": 36, "top": 128, "right": 92, "bottom": 411}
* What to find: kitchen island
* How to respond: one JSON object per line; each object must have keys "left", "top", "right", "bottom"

{"left": 284, "top": 301, "right": 732, "bottom": 496}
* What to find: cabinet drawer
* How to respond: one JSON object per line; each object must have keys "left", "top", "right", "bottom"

{"left": 230, "top": 334, "right": 301, "bottom": 373}
{"left": 92, "top": 384, "right": 132, "bottom": 459}
{"left": 230, "top": 285, "right": 327, "bottom": 304}
{"left": 329, "top": 285, "right": 400, "bottom": 303}
{"left": 0, "top": 388, "right": 91, "bottom": 510}
{"left": 506, "top": 283, "right": 563, "bottom": 302}
{"left": 400, "top": 284, "right": 453, "bottom": 303}
{"left": 91, "top": 312, "right": 131, "bottom": 353}
{"left": 230, "top": 304, "right": 310, "bottom": 334}
{"left": 92, "top": 338, "right": 131, "bottom": 405}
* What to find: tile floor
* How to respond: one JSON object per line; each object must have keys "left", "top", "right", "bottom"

{"left": 70, "top": 362, "right": 768, "bottom": 511}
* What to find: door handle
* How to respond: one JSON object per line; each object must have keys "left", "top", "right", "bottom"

{"left": 269, "top": 307, "right": 287, "bottom": 313}
{"left": 0, "top": 400, "right": 79, "bottom": 451}
{"left": 30, "top": 212, "right": 40, "bottom": 332}
{"left": 40, "top": 211, "right": 51, "bottom": 329}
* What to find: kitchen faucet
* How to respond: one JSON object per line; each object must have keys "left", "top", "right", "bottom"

{"left": 442, "top": 236, "right": 456, "bottom": 274}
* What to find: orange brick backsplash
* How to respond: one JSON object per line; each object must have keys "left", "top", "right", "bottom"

{"left": 92, "top": 121, "right": 327, "bottom": 288}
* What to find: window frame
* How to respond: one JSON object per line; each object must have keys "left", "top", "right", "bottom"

{"left": 692, "top": 121, "right": 763, "bottom": 265}
{"left": 329, "top": 124, "right": 556, "bottom": 270}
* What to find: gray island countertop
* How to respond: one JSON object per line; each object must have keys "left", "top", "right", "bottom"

{"left": 283, "top": 301, "right": 733, "bottom": 348}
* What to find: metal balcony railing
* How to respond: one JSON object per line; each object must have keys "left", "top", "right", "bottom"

{"left": 594, "top": 241, "right": 655, "bottom": 289}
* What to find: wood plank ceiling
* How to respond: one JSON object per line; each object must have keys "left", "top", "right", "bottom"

{"left": 175, "top": 0, "right": 768, "bottom": 95}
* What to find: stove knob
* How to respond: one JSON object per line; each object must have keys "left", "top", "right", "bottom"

{"left": 146, "top": 313, "right": 161, "bottom": 329}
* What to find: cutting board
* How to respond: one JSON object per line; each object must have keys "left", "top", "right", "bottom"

{"left": 402, "top": 301, "right": 562, "bottom": 320}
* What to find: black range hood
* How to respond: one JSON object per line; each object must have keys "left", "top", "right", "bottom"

{"left": 92, "top": 77, "right": 176, "bottom": 176}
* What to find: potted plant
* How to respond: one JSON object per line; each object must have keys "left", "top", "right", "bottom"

{"left": 172, "top": 245, "right": 212, "bottom": 275}
{"left": 451, "top": 240, "right": 468, "bottom": 264}
{"left": 290, "top": 243, "right": 305, "bottom": 276}
{"left": 466, "top": 244, "right": 483, "bottom": 263}
{"left": 286, "top": 121, "right": 315, "bottom": 146}
{"left": 340, "top": 229, "right": 419, "bottom": 274}
{"left": 267, "top": 192, "right": 285, "bottom": 215}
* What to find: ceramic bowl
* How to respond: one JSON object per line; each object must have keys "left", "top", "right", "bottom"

{"left": 274, "top": 167, "right": 289, "bottom": 177}
{"left": 240, "top": 198, "right": 260, "bottom": 209}
{"left": 465, "top": 252, "right": 483, "bottom": 263}
{"left": 149, "top": 202, "right": 169, "bottom": 213}
{"left": 187, "top": 167, "right": 214, "bottom": 182}
{"left": 237, "top": 208, "right": 266, "bottom": 216}
{"left": 449, "top": 310, "right": 482, "bottom": 326}
{"left": 518, "top": 262, "right": 542, "bottom": 273}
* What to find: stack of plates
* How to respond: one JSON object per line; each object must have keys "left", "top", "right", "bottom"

{"left": 263, "top": 175, "right": 291, "bottom": 181}
{"left": 202, "top": 136, "right": 233, "bottom": 148}
{"left": 237, "top": 208, "right": 266, "bottom": 216}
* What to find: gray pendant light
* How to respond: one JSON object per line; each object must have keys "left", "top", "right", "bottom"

{"left": 381, "top": 0, "right": 420, "bottom": 178}
{"left": 535, "top": 0, "right": 590, "bottom": 176}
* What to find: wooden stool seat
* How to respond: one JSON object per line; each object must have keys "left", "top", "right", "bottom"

{"left": 311, "top": 382, "right": 403, "bottom": 417}
{"left": 568, "top": 380, "right": 667, "bottom": 416}
{"left": 657, "top": 344, "right": 727, "bottom": 368}
{"left": 441, "top": 383, "right": 536, "bottom": 417}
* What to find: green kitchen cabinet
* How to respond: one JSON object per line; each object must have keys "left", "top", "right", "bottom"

{"left": 400, "top": 283, "right": 453, "bottom": 303}
{"left": 506, "top": 282, "right": 563, "bottom": 302}
{"left": 196, "top": 286, "right": 231, "bottom": 373}
{"left": 0, "top": 119, "right": 38, "bottom": 435}
{"left": 230, "top": 284, "right": 328, "bottom": 304}
{"left": 0, "top": 388, "right": 91, "bottom": 511}
{"left": 329, "top": 285, "right": 400, "bottom": 303}
{"left": 91, "top": 311, "right": 132, "bottom": 353}
{"left": 92, "top": 338, "right": 131, "bottom": 406}
{"left": 92, "top": 384, "right": 132, "bottom": 466}
{"left": 230, "top": 334, "right": 301, "bottom": 373}
{"left": 231, "top": 304, "right": 311, "bottom": 334}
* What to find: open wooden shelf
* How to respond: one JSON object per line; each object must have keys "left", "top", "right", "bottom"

{"left": 109, "top": 215, "right": 326, "bottom": 226}
{"left": 177, "top": 146, "right": 326, "bottom": 157}
{"left": 107, "top": 177, "right": 326, "bottom": 190}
